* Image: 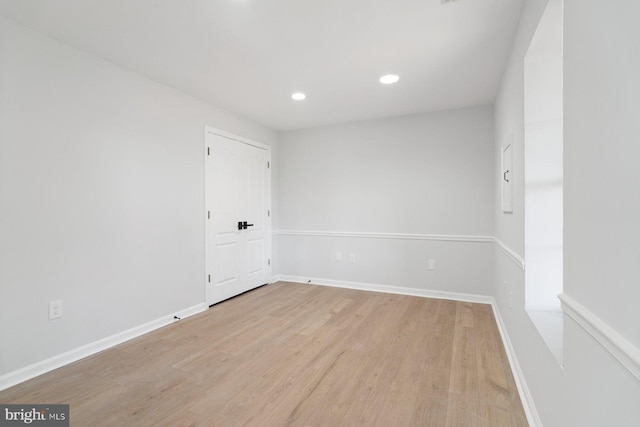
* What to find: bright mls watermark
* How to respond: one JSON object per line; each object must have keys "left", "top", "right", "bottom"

{"left": 0, "top": 405, "right": 68, "bottom": 426}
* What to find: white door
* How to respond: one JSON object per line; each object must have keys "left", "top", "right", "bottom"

{"left": 205, "top": 129, "right": 271, "bottom": 306}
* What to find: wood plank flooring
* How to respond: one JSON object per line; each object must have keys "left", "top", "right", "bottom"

{"left": 0, "top": 282, "right": 528, "bottom": 426}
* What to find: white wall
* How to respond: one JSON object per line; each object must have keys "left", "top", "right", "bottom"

{"left": 563, "top": 0, "right": 640, "bottom": 352}
{"left": 278, "top": 106, "right": 495, "bottom": 296}
{"left": 494, "top": 0, "right": 640, "bottom": 425}
{"left": 0, "top": 16, "right": 277, "bottom": 377}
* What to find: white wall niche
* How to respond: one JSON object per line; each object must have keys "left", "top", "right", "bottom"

{"left": 524, "top": 0, "right": 564, "bottom": 364}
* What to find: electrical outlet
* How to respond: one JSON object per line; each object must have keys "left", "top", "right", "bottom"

{"left": 349, "top": 253, "right": 356, "bottom": 264}
{"left": 428, "top": 259, "right": 436, "bottom": 270}
{"left": 336, "top": 251, "right": 343, "bottom": 262}
{"left": 49, "top": 300, "right": 63, "bottom": 320}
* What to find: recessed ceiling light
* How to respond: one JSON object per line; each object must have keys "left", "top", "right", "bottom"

{"left": 379, "top": 74, "right": 400, "bottom": 85}
{"left": 291, "top": 92, "right": 306, "bottom": 100}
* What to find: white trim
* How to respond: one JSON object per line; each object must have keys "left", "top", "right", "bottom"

{"left": 559, "top": 293, "right": 640, "bottom": 381}
{"left": 204, "top": 126, "right": 271, "bottom": 152}
{"left": 0, "top": 303, "right": 207, "bottom": 392}
{"left": 494, "top": 238, "right": 525, "bottom": 270}
{"left": 277, "top": 275, "right": 495, "bottom": 305}
{"left": 274, "top": 230, "right": 494, "bottom": 243}
{"left": 491, "top": 301, "right": 543, "bottom": 427}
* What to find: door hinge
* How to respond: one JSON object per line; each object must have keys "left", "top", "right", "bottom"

{"left": 268, "top": 210, "right": 270, "bottom": 217}
{"left": 208, "top": 274, "right": 211, "bottom": 283}
{"left": 208, "top": 210, "right": 210, "bottom": 219}
{"left": 268, "top": 259, "right": 271, "bottom": 266}
{"left": 207, "top": 147, "right": 210, "bottom": 156}
{"left": 267, "top": 161, "right": 270, "bottom": 168}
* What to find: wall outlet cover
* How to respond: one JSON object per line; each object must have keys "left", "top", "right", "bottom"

{"left": 49, "top": 300, "right": 63, "bottom": 320}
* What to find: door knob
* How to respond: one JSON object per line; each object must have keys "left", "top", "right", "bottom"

{"left": 242, "top": 221, "right": 254, "bottom": 229}
{"left": 238, "top": 221, "right": 243, "bottom": 230}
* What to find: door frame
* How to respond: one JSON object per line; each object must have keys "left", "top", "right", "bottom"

{"left": 204, "top": 126, "right": 272, "bottom": 306}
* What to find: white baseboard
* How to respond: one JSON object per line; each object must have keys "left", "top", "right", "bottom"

{"left": 276, "top": 274, "right": 494, "bottom": 305}
{"left": 0, "top": 303, "right": 207, "bottom": 392}
{"left": 491, "top": 302, "right": 542, "bottom": 427}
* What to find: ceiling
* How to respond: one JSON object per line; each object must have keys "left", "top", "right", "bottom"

{"left": 0, "top": 0, "right": 524, "bottom": 131}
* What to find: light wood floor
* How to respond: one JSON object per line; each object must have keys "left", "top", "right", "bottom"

{"left": 0, "top": 282, "right": 527, "bottom": 426}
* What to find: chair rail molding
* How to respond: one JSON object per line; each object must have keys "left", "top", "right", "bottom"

{"left": 494, "top": 238, "right": 525, "bottom": 270}
{"left": 274, "top": 230, "right": 494, "bottom": 243}
{"left": 559, "top": 293, "right": 640, "bottom": 381}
